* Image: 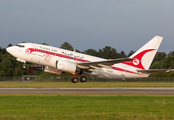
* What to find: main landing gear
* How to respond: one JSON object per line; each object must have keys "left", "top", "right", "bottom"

{"left": 71, "top": 76, "right": 87, "bottom": 83}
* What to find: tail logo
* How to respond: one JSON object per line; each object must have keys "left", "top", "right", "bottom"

{"left": 133, "top": 59, "right": 139, "bottom": 66}
{"left": 123, "top": 49, "right": 156, "bottom": 70}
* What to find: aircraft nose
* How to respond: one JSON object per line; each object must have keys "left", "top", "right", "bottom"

{"left": 6, "top": 47, "right": 14, "bottom": 54}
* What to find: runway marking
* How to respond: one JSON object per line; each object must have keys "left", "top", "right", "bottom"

{"left": 1, "top": 87, "right": 174, "bottom": 90}
{"left": 1, "top": 87, "right": 174, "bottom": 95}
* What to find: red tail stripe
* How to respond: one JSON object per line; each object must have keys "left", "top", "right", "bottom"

{"left": 122, "top": 49, "right": 156, "bottom": 70}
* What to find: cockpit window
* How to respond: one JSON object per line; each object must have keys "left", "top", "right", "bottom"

{"left": 16, "top": 45, "right": 25, "bottom": 48}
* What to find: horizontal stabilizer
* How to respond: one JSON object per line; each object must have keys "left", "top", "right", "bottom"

{"left": 137, "top": 69, "right": 170, "bottom": 74}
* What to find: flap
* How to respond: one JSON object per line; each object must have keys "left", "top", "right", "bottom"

{"left": 77, "top": 58, "right": 134, "bottom": 69}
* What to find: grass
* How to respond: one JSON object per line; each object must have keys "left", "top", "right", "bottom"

{"left": 1, "top": 81, "right": 174, "bottom": 88}
{"left": 0, "top": 95, "right": 174, "bottom": 120}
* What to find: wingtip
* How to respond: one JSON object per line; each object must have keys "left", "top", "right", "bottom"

{"left": 155, "top": 35, "right": 163, "bottom": 39}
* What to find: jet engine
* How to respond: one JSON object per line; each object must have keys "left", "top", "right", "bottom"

{"left": 56, "top": 60, "right": 78, "bottom": 73}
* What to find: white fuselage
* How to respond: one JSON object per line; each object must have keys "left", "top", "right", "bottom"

{"left": 7, "top": 43, "right": 149, "bottom": 79}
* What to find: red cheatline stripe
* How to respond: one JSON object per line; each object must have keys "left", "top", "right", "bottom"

{"left": 27, "top": 48, "right": 143, "bottom": 75}
{"left": 26, "top": 48, "right": 91, "bottom": 63}
{"left": 110, "top": 65, "right": 143, "bottom": 75}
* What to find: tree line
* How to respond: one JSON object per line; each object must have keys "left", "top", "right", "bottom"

{"left": 0, "top": 42, "right": 174, "bottom": 77}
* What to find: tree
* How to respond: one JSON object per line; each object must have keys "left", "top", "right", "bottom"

{"left": 162, "top": 54, "right": 174, "bottom": 69}
{"left": 60, "top": 42, "right": 74, "bottom": 51}
{"left": 84, "top": 49, "right": 100, "bottom": 57}
{"left": 153, "top": 52, "right": 166, "bottom": 62}
{"left": 151, "top": 54, "right": 174, "bottom": 69}
{"left": 120, "top": 51, "right": 126, "bottom": 58}
{"left": 128, "top": 50, "right": 135, "bottom": 57}
{"left": 7, "top": 44, "right": 12, "bottom": 47}
{"left": 0, "top": 58, "right": 13, "bottom": 76}
{"left": 99, "top": 46, "right": 119, "bottom": 59}
{"left": 169, "top": 51, "right": 174, "bottom": 56}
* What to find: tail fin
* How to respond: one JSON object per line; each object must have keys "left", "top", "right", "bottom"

{"left": 123, "top": 36, "right": 163, "bottom": 70}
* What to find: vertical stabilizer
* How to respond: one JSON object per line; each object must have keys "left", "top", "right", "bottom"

{"left": 123, "top": 36, "right": 163, "bottom": 70}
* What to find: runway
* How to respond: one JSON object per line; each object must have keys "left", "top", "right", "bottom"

{"left": 0, "top": 87, "right": 174, "bottom": 95}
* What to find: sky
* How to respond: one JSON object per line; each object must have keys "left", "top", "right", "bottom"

{"left": 0, "top": 0, "right": 174, "bottom": 55}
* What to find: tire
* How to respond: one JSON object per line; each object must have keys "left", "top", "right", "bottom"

{"left": 80, "top": 76, "right": 87, "bottom": 82}
{"left": 71, "top": 77, "right": 78, "bottom": 83}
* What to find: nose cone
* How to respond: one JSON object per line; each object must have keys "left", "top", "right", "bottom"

{"left": 6, "top": 46, "right": 17, "bottom": 57}
{"left": 6, "top": 47, "right": 13, "bottom": 54}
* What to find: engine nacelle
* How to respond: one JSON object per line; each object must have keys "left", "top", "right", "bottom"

{"left": 56, "top": 60, "right": 77, "bottom": 73}
{"left": 43, "top": 66, "right": 62, "bottom": 75}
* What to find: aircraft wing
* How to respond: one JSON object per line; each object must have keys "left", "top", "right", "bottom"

{"left": 76, "top": 58, "right": 134, "bottom": 70}
{"left": 137, "top": 69, "right": 170, "bottom": 74}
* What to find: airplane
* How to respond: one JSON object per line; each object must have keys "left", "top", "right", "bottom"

{"left": 6, "top": 36, "right": 168, "bottom": 83}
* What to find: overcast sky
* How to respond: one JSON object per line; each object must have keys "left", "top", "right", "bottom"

{"left": 0, "top": 0, "right": 174, "bottom": 54}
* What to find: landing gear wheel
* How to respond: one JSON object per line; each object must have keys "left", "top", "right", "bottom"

{"left": 71, "top": 77, "right": 78, "bottom": 83}
{"left": 80, "top": 76, "right": 87, "bottom": 82}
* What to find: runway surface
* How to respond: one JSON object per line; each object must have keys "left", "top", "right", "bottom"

{"left": 0, "top": 87, "right": 174, "bottom": 95}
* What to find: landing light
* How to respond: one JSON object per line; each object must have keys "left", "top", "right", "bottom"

{"left": 72, "top": 73, "right": 76, "bottom": 76}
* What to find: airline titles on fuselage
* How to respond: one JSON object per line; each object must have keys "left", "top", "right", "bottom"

{"left": 39, "top": 46, "right": 84, "bottom": 59}
{"left": 39, "top": 46, "right": 57, "bottom": 52}
{"left": 62, "top": 52, "right": 84, "bottom": 59}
